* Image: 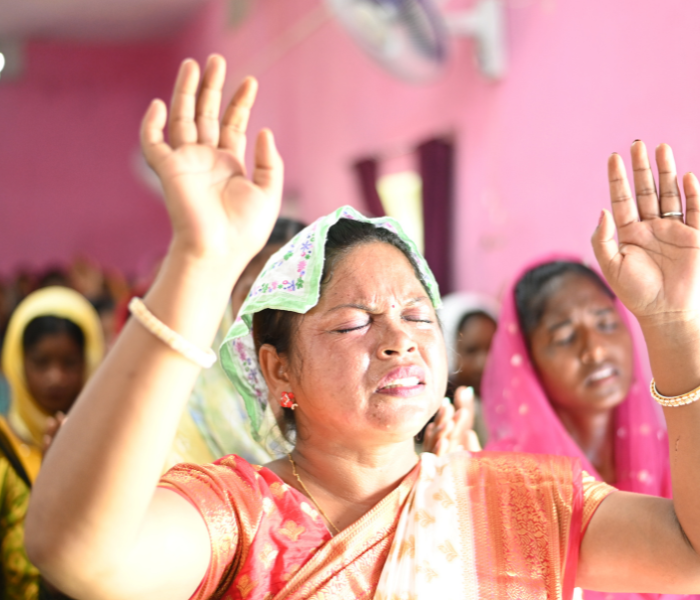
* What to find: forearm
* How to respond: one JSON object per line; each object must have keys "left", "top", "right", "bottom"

{"left": 25, "top": 245, "right": 242, "bottom": 580}
{"left": 641, "top": 316, "right": 700, "bottom": 553}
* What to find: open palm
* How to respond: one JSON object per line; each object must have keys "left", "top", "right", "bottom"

{"left": 140, "top": 56, "right": 283, "bottom": 266}
{"left": 593, "top": 142, "right": 700, "bottom": 325}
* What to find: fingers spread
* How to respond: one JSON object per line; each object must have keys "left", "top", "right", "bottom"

{"left": 608, "top": 153, "right": 639, "bottom": 229}
{"left": 656, "top": 144, "right": 683, "bottom": 219}
{"left": 140, "top": 99, "right": 172, "bottom": 170}
{"left": 631, "top": 141, "right": 659, "bottom": 220}
{"left": 253, "top": 129, "right": 284, "bottom": 201}
{"left": 169, "top": 59, "right": 200, "bottom": 148}
{"left": 592, "top": 208, "right": 620, "bottom": 276}
{"left": 221, "top": 77, "right": 259, "bottom": 164}
{"left": 196, "top": 55, "right": 226, "bottom": 147}
{"left": 684, "top": 172, "right": 700, "bottom": 230}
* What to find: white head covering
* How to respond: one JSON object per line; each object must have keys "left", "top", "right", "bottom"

{"left": 438, "top": 292, "right": 499, "bottom": 374}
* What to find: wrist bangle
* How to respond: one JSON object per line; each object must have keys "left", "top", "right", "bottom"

{"left": 650, "top": 378, "right": 700, "bottom": 407}
{"left": 128, "top": 297, "right": 217, "bottom": 369}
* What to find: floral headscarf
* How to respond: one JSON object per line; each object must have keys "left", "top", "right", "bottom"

{"left": 220, "top": 205, "right": 441, "bottom": 436}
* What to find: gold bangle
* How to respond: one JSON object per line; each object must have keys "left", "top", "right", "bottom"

{"left": 650, "top": 379, "right": 700, "bottom": 407}
{"left": 128, "top": 297, "right": 217, "bottom": 369}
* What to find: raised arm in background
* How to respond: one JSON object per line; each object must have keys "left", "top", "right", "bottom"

{"left": 24, "top": 55, "right": 283, "bottom": 600}
{"left": 579, "top": 141, "right": 700, "bottom": 593}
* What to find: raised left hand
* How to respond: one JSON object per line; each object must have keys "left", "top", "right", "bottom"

{"left": 592, "top": 142, "right": 700, "bottom": 327}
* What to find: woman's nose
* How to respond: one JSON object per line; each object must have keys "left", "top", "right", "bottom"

{"left": 378, "top": 322, "right": 417, "bottom": 357}
{"left": 581, "top": 330, "right": 606, "bottom": 364}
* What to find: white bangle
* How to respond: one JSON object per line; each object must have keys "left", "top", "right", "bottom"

{"left": 650, "top": 378, "right": 700, "bottom": 407}
{"left": 128, "top": 297, "right": 217, "bottom": 369}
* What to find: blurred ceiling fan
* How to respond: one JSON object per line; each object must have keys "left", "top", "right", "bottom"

{"left": 325, "top": 0, "right": 506, "bottom": 83}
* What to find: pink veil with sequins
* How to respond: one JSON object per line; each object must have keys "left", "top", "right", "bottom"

{"left": 482, "top": 256, "right": 671, "bottom": 498}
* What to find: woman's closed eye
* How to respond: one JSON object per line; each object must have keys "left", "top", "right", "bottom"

{"left": 552, "top": 329, "right": 576, "bottom": 346}
{"left": 402, "top": 309, "right": 434, "bottom": 325}
{"left": 335, "top": 320, "right": 371, "bottom": 334}
{"left": 598, "top": 318, "right": 619, "bottom": 332}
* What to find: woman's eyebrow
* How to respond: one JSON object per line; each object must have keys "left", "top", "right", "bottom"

{"left": 327, "top": 303, "right": 375, "bottom": 313}
{"left": 547, "top": 318, "right": 572, "bottom": 332}
{"left": 405, "top": 296, "right": 431, "bottom": 306}
{"left": 547, "top": 306, "right": 615, "bottom": 332}
{"left": 327, "top": 296, "right": 430, "bottom": 313}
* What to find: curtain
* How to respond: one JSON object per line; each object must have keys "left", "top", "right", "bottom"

{"left": 353, "top": 158, "right": 385, "bottom": 218}
{"left": 417, "top": 138, "right": 454, "bottom": 294}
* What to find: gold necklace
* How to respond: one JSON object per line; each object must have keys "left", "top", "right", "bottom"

{"left": 287, "top": 453, "right": 341, "bottom": 535}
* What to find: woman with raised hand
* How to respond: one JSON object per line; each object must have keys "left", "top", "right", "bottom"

{"left": 23, "top": 56, "right": 700, "bottom": 600}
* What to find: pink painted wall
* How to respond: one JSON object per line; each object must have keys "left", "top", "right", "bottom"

{"left": 183, "top": 0, "right": 700, "bottom": 300}
{"left": 0, "top": 40, "right": 181, "bottom": 277}
{"left": 3, "top": 0, "right": 700, "bottom": 302}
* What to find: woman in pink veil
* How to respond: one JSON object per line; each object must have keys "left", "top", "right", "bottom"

{"left": 482, "top": 255, "right": 689, "bottom": 600}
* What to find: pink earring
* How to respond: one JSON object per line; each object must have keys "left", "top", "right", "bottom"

{"left": 280, "top": 391, "right": 298, "bottom": 410}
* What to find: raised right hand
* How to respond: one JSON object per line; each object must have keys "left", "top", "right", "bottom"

{"left": 141, "top": 55, "right": 284, "bottom": 269}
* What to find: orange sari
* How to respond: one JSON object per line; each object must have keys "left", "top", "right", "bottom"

{"left": 159, "top": 452, "right": 613, "bottom": 600}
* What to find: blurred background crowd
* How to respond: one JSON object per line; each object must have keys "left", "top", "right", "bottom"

{"left": 2, "top": 0, "right": 699, "bottom": 597}
{"left": 0, "top": 259, "right": 137, "bottom": 410}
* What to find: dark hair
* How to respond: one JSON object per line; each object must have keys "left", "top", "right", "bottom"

{"left": 37, "top": 268, "right": 70, "bottom": 289}
{"left": 267, "top": 217, "right": 307, "bottom": 247}
{"left": 252, "top": 218, "right": 431, "bottom": 438}
{"left": 91, "top": 295, "right": 115, "bottom": 315}
{"left": 456, "top": 310, "right": 496, "bottom": 339}
{"left": 22, "top": 316, "right": 85, "bottom": 354}
{"left": 514, "top": 261, "right": 614, "bottom": 338}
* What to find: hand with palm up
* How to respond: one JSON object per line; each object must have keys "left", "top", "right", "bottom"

{"left": 592, "top": 141, "right": 700, "bottom": 397}
{"left": 140, "top": 55, "right": 284, "bottom": 274}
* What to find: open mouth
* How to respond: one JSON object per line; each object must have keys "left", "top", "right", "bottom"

{"left": 379, "top": 376, "right": 422, "bottom": 390}
{"left": 376, "top": 367, "right": 426, "bottom": 396}
{"left": 585, "top": 365, "right": 618, "bottom": 386}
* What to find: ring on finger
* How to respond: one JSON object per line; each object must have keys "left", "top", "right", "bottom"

{"left": 661, "top": 211, "right": 684, "bottom": 218}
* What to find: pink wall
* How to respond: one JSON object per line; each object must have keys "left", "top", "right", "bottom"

{"left": 3, "top": 0, "right": 700, "bottom": 301}
{"left": 183, "top": 0, "right": 700, "bottom": 299}
{"left": 0, "top": 40, "right": 181, "bottom": 277}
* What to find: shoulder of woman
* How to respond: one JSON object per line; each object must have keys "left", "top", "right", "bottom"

{"left": 159, "top": 454, "right": 279, "bottom": 510}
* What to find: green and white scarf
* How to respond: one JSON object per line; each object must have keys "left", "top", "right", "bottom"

{"left": 220, "top": 205, "right": 441, "bottom": 436}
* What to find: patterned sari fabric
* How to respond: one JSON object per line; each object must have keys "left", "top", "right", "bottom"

{"left": 159, "top": 452, "right": 613, "bottom": 600}
{"left": 0, "top": 457, "right": 39, "bottom": 599}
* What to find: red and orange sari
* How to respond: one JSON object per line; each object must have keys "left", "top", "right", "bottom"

{"left": 159, "top": 451, "right": 613, "bottom": 600}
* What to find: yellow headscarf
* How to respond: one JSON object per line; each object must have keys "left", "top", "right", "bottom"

{"left": 0, "top": 286, "right": 104, "bottom": 481}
